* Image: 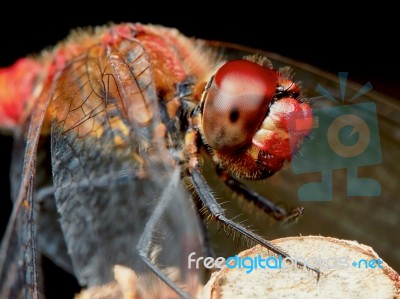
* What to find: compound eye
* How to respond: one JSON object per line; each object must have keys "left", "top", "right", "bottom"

{"left": 201, "top": 60, "right": 278, "bottom": 150}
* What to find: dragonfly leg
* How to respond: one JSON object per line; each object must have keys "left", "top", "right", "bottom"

{"left": 190, "top": 168, "right": 321, "bottom": 279}
{"left": 183, "top": 126, "right": 320, "bottom": 278}
{"left": 216, "top": 166, "right": 304, "bottom": 223}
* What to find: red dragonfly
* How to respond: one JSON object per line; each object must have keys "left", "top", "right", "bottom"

{"left": 4, "top": 23, "right": 398, "bottom": 298}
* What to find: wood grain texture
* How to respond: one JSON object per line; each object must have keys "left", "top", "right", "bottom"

{"left": 201, "top": 236, "right": 400, "bottom": 299}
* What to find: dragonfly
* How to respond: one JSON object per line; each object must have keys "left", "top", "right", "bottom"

{"left": 0, "top": 23, "right": 317, "bottom": 298}
{"left": 1, "top": 23, "right": 399, "bottom": 299}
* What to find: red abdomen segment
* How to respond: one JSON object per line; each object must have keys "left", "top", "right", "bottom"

{"left": 0, "top": 58, "right": 44, "bottom": 130}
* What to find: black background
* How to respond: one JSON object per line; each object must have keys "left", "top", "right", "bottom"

{"left": 0, "top": 4, "right": 398, "bottom": 298}
{"left": 0, "top": 5, "right": 398, "bottom": 98}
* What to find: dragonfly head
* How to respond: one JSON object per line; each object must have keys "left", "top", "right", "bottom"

{"left": 199, "top": 58, "right": 313, "bottom": 179}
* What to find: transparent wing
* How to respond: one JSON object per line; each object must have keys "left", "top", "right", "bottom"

{"left": 0, "top": 172, "right": 39, "bottom": 299}
{"left": 0, "top": 81, "right": 53, "bottom": 298}
{"left": 0, "top": 34, "right": 205, "bottom": 299}
{"left": 50, "top": 36, "right": 204, "bottom": 296}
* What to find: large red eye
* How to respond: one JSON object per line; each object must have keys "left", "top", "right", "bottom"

{"left": 201, "top": 60, "right": 278, "bottom": 151}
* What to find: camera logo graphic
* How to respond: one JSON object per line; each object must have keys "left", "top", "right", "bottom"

{"left": 288, "top": 73, "right": 382, "bottom": 201}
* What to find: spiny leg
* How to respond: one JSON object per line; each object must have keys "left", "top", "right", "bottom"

{"left": 190, "top": 169, "right": 320, "bottom": 278}
{"left": 216, "top": 166, "right": 305, "bottom": 223}
{"left": 184, "top": 128, "right": 320, "bottom": 279}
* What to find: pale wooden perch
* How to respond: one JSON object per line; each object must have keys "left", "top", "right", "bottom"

{"left": 200, "top": 236, "right": 400, "bottom": 299}
{"left": 76, "top": 236, "right": 399, "bottom": 299}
